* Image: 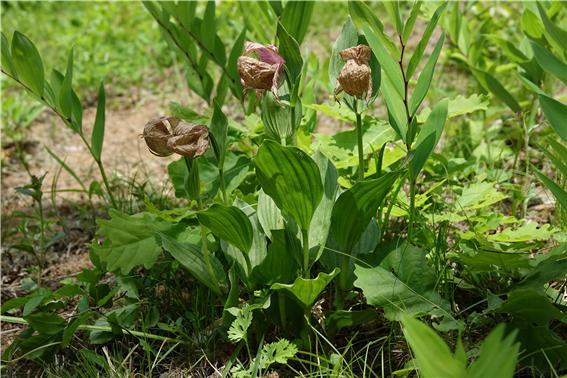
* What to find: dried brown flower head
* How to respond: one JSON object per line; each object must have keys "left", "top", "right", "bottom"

{"left": 167, "top": 123, "right": 209, "bottom": 158}
{"left": 143, "top": 117, "right": 177, "bottom": 157}
{"left": 336, "top": 44, "right": 372, "bottom": 98}
{"left": 237, "top": 42, "right": 285, "bottom": 98}
{"left": 143, "top": 117, "right": 209, "bottom": 158}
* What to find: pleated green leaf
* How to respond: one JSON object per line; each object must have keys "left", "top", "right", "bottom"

{"left": 197, "top": 204, "right": 253, "bottom": 253}
{"left": 280, "top": 1, "right": 314, "bottom": 45}
{"left": 330, "top": 171, "right": 400, "bottom": 252}
{"left": 255, "top": 140, "right": 323, "bottom": 230}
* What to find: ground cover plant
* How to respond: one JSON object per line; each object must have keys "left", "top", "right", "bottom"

{"left": 1, "top": 1, "right": 566, "bottom": 377}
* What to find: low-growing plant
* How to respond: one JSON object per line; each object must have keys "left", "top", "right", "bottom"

{"left": 1, "top": 1, "right": 566, "bottom": 376}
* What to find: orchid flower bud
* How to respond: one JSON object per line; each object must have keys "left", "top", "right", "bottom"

{"left": 143, "top": 117, "right": 177, "bottom": 157}
{"left": 167, "top": 123, "right": 210, "bottom": 158}
{"left": 237, "top": 42, "right": 285, "bottom": 98}
{"left": 336, "top": 45, "right": 372, "bottom": 98}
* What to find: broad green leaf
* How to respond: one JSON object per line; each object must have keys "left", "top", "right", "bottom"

{"left": 209, "top": 102, "right": 228, "bottom": 169}
{"left": 197, "top": 204, "right": 253, "bottom": 253}
{"left": 533, "top": 167, "right": 567, "bottom": 209}
{"left": 59, "top": 48, "right": 74, "bottom": 118}
{"left": 159, "top": 232, "right": 225, "bottom": 294}
{"left": 354, "top": 243, "right": 450, "bottom": 320}
{"left": 93, "top": 210, "right": 183, "bottom": 274}
{"left": 1, "top": 32, "right": 17, "bottom": 78}
{"left": 309, "top": 152, "right": 339, "bottom": 254}
{"left": 91, "top": 82, "right": 105, "bottom": 161}
{"left": 363, "top": 24, "right": 404, "bottom": 99}
{"left": 468, "top": 325, "right": 519, "bottom": 378}
{"left": 329, "top": 17, "right": 359, "bottom": 89}
{"left": 11, "top": 31, "right": 44, "bottom": 96}
{"left": 538, "top": 94, "right": 567, "bottom": 142}
{"left": 252, "top": 229, "right": 300, "bottom": 285}
{"left": 261, "top": 93, "right": 301, "bottom": 141}
{"left": 474, "top": 69, "right": 521, "bottom": 113}
{"left": 255, "top": 140, "right": 323, "bottom": 230}
{"left": 410, "top": 99, "right": 448, "bottom": 179}
{"left": 531, "top": 41, "right": 567, "bottom": 85}
{"left": 400, "top": 316, "right": 466, "bottom": 378}
{"left": 348, "top": 0, "right": 399, "bottom": 57}
{"left": 280, "top": 1, "right": 314, "bottom": 45}
{"left": 402, "top": 1, "right": 422, "bottom": 44}
{"left": 201, "top": 1, "right": 216, "bottom": 52}
{"left": 271, "top": 268, "right": 340, "bottom": 307}
{"left": 406, "top": 2, "right": 447, "bottom": 79}
{"left": 331, "top": 171, "right": 399, "bottom": 252}
{"left": 257, "top": 189, "right": 284, "bottom": 239}
{"left": 409, "top": 34, "right": 445, "bottom": 116}
{"left": 277, "top": 22, "right": 303, "bottom": 85}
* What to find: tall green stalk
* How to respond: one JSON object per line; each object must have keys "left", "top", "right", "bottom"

{"left": 355, "top": 106, "right": 364, "bottom": 181}
{"left": 302, "top": 228, "right": 310, "bottom": 278}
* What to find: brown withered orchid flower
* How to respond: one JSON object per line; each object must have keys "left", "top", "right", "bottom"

{"left": 167, "top": 123, "right": 209, "bottom": 158}
{"left": 143, "top": 117, "right": 177, "bottom": 157}
{"left": 237, "top": 42, "right": 285, "bottom": 98}
{"left": 336, "top": 44, "right": 372, "bottom": 98}
{"left": 142, "top": 117, "right": 209, "bottom": 158}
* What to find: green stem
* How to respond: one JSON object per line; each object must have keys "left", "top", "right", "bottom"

{"left": 37, "top": 193, "right": 46, "bottom": 287}
{"left": 302, "top": 228, "right": 310, "bottom": 278}
{"left": 408, "top": 175, "right": 417, "bottom": 242}
{"left": 218, "top": 167, "right": 229, "bottom": 205}
{"left": 278, "top": 292, "right": 287, "bottom": 331}
{"left": 355, "top": 108, "right": 364, "bottom": 181}
{"left": 0, "top": 315, "right": 183, "bottom": 343}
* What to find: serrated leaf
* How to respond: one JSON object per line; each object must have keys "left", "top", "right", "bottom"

{"left": 93, "top": 210, "right": 183, "bottom": 274}
{"left": 271, "top": 268, "right": 340, "bottom": 307}
{"left": 197, "top": 204, "right": 253, "bottom": 253}
{"left": 355, "top": 243, "right": 450, "bottom": 320}
{"left": 456, "top": 182, "right": 507, "bottom": 210}
{"left": 11, "top": 31, "right": 44, "bottom": 96}
{"left": 255, "top": 140, "right": 323, "bottom": 230}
